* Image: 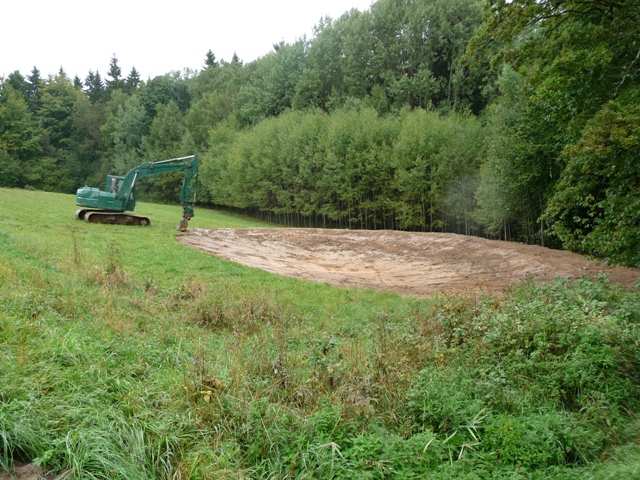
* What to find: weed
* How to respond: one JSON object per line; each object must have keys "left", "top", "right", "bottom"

{"left": 143, "top": 278, "right": 158, "bottom": 295}
{"left": 172, "top": 278, "right": 207, "bottom": 302}
{"left": 185, "top": 345, "right": 225, "bottom": 406}
{"left": 90, "top": 242, "right": 129, "bottom": 288}
{"left": 190, "top": 295, "right": 230, "bottom": 329}
{"left": 70, "top": 227, "right": 81, "bottom": 267}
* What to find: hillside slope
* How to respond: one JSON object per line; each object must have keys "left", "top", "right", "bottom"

{"left": 1, "top": 188, "right": 639, "bottom": 479}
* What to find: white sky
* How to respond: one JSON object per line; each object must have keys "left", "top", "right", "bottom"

{"left": 1, "top": 0, "right": 374, "bottom": 81}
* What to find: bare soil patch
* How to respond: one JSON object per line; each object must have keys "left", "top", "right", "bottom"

{"left": 0, "top": 464, "right": 50, "bottom": 480}
{"left": 178, "top": 228, "right": 639, "bottom": 296}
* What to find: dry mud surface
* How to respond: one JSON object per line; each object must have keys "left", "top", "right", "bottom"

{"left": 178, "top": 228, "right": 639, "bottom": 296}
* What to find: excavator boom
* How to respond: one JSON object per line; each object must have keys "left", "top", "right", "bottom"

{"left": 75, "top": 155, "right": 198, "bottom": 231}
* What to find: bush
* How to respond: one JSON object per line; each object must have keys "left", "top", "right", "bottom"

{"left": 483, "top": 412, "right": 602, "bottom": 468}
{"left": 406, "top": 366, "right": 485, "bottom": 435}
{"left": 401, "top": 279, "right": 640, "bottom": 473}
{"left": 545, "top": 88, "right": 640, "bottom": 266}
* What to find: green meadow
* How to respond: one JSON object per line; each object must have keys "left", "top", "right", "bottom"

{"left": 1, "top": 188, "right": 639, "bottom": 479}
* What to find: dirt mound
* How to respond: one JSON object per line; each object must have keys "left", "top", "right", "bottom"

{"left": 178, "top": 228, "right": 639, "bottom": 296}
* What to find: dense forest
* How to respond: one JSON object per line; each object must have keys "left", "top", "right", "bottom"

{"left": 1, "top": 0, "right": 638, "bottom": 266}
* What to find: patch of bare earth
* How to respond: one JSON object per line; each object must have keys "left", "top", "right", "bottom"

{"left": 0, "top": 464, "right": 50, "bottom": 480}
{"left": 178, "top": 228, "right": 639, "bottom": 296}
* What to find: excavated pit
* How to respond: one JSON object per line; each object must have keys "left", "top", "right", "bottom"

{"left": 178, "top": 228, "right": 639, "bottom": 296}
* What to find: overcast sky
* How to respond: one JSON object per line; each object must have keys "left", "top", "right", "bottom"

{"left": 2, "top": 0, "right": 374, "bottom": 81}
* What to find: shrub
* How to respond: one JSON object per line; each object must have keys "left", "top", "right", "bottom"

{"left": 406, "top": 366, "right": 485, "bottom": 435}
{"left": 545, "top": 88, "right": 640, "bottom": 266}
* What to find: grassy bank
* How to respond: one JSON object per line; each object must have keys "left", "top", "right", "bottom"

{"left": 1, "top": 188, "right": 639, "bottom": 479}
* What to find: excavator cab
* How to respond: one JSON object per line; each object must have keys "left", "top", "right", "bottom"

{"left": 105, "top": 175, "right": 125, "bottom": 193}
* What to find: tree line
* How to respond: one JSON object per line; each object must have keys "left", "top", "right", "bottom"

{"left": 202, "top": 107, "right": 483, "bottom": 235}
{"left": 0, "top": 0, "right": 638, "bottom": 266}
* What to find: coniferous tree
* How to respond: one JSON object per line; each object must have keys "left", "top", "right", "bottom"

{"left": 73, "top": 76, "right": 83, "bottom": 89}
{"left": 26, "top": 67, "right": 43, "bottom": 112}
{"left": 84, "top": 71, "right": 95, "bottom": 89}
{"left": 205, "top": 50, "right": 218, "bottom": 68}
{"left": 107, "top": 55, "right": 123, "bottom": 90}
{"left": 125, "top": 67, "right": 141, "bottom": 92}
{"left": 85, "top": 70, "right": 106, "bottom": 103}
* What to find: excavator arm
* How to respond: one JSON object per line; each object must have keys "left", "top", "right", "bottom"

{"left": 75, "top": 155, "right": 199, "bottom": 231}
{"left": 119, "top": 155, "right": 198, "bottom": 228}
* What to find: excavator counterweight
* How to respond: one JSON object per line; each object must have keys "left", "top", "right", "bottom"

{"left": 75, "top": 155, "right": 198, "bottom": 231}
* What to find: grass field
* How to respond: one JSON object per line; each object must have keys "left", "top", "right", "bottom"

{"left": 1, "top": 188, "right": 639, "bottom": 479}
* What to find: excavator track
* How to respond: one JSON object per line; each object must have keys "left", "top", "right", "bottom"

{"left": 75, "top": 208, "right": 101, "bottom": 220}
{"left": 77, "top": 209, "right": 150, "bottom": 226}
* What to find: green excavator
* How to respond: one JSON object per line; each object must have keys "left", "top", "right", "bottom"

{"left": 75, "top": 155, "right": 198, "bottom": 231}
